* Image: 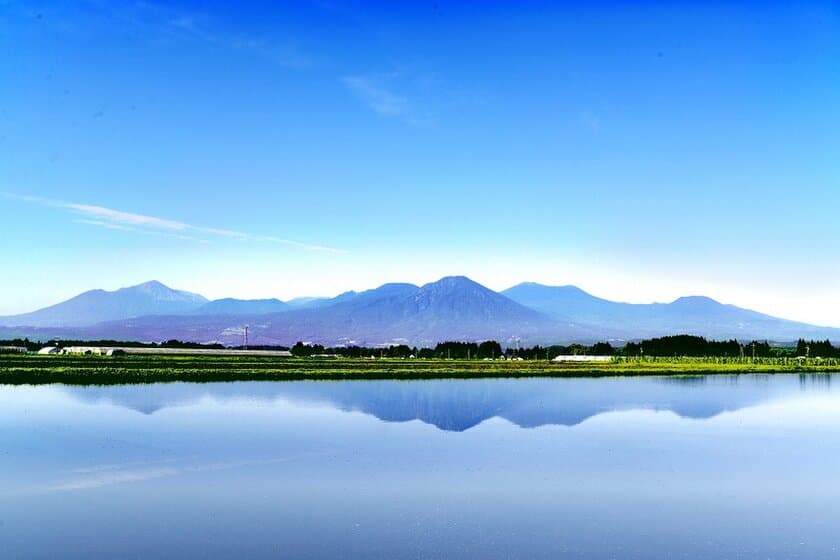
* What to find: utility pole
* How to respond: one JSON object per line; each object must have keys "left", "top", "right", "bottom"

{"left": 244, "top": 325, "right": 249, "bottom": 350}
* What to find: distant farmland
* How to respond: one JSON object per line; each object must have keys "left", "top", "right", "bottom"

{"left": 1, "top": 354, "right": 839, "bottom": 385}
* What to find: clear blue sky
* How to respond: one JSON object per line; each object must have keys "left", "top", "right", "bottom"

{"left": 2, "top": 1, "right": 838, "bottom": 324}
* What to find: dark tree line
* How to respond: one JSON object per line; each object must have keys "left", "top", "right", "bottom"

{"left": 0, "top": 338, "right": 41, "bottom": 351}
{"left": 795, "top": 339, "right": 840, "bottom": 358}
{"left": 287, "top": 336, "right": 836, "bottom": 359}
{"left": 0, "top": 338, "right": 230, "bottom": 351}
{"left": 290, "top": 342, "right": 415, "bottom": 358}
{"left": 430, "top": 341, "right": 503, "bottom": 359}
{"left": 288, "top": 340, "right": 610, "bottom": 359}
{"left": 623, "top": 335, "right": 743, "bottom": 357}
{"left": 621, "top": 335, "right": 822, "bottom": 358}
{"left": 502, "top": 342, "right": 616, "bottom": 360}
{"left": 290, "top": 341, "right": 505, "bottom": 359}
{"left": 7, "top": 335, "right": 838, "bottom": 359}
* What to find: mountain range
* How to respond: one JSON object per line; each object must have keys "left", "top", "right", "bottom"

{"left": 1, "top": 276, "right": 837, "bottom": 346}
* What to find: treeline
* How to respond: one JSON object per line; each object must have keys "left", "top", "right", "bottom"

{"left": 623, "top": 335, "right": 840, "bottom": 358}
{"left": 795, "top": 339, "right": 840, "bottom": 358}
{"left": 289, "top": 336, "right": 840, "bottom": 359}
{"left": 509, "top": 342, "right": 616, "bottom": 360}
{"left": 289, "top": 340, "right": 611, "bottom": 359}
{"left": 625, "top": 335, "right": 747, "bottom": 357}
{"left": 0, "top": 338, "right": 41, "bottom": 351}
{"left": 0, "top": 338, "right": 230, "bottom": 351}
{"left": 6, "top": 335, "right": 840, "bottom": 359}
{"left": 289, "top": 341, "right": 505, "bottom": 359}
{"left": 290, "top": 342, "right": 414, "bottom": 358}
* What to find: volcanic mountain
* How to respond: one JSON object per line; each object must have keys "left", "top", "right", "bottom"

{"left": 3, "top": 277, "right": 839, "bottom": 345}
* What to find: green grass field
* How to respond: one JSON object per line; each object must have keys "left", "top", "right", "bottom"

{"left": 1, "top": 353, "right": 839, "bottom": 385}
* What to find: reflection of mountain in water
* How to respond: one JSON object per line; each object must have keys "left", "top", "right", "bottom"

{"left": 58, "top": 375, "right": 833, "bottom": 432}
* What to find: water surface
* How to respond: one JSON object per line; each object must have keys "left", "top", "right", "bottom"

{"left": 1, "top": 375, "right": 838, "bottom": 558}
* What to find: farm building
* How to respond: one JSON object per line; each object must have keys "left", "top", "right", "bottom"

{"left": 37, "top": 346, "right": 61, "bottom": 355}
{"left": 61, "top": 346, "right": 110, "bottom": 355}
{"left": 552, "top": 355, "right": 613, "bottom": 363}
{"left": 0, "top": 346, "right": 27, "bottom": 354}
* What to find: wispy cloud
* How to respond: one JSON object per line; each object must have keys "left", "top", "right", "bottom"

{"left": 3, "top": 193, "right": 343, "bottom": 253}
{"left": 49, "top": 467, "right": 179, "bottom": 491}
{"left": 25, "top": 2, "right": 311, "bottom": 70}
{"left": 343, "top": 76, "right": 410, "bottom": 116}
{"left": 579, "top": 111, "right": 601, "bottom": 133}
{"left": 166, "top": 12, "right": 310, "bottom": 69}
{"left": 73, "top": 219, "right": 204, "bottom": 242}
{"left": 342, "top": 76, "right": 432, "bottom": 127}
{"left": 43, "top": 454, "right": 330, "bottom": 492}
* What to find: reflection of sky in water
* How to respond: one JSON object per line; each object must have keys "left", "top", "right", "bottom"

{"left": 0, "top": 375, "right": 838, "bottom": 559}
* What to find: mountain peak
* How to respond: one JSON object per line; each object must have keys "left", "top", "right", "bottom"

{"left": 130, "top": 280, "right": 173, "bottom": 294}
{"left": 501, "top": 283, "right": 611, "bottom": 320}
{"left": 375, "top": 282, "right": 419, "bottom": 290}
{"left": 122, "top": 280, "right": 207, "bottom": 304}
{"left": 670, "top": 295, "right": 722, "bottom": 307}
{"left": 423, "top": 276, "right": 485, "bottom": 290}
{"left": 0, "top": 280, "right": 207, "bottom": 328}
{"left": 136, "top": 280, "right": 167, "bottom": 289}
{"left": 508, "top": 282, "right": 590, "bottom": 294}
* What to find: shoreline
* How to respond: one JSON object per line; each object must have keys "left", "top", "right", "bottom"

{"left": 2, "top": 354, "right": 839, "bottom": 385}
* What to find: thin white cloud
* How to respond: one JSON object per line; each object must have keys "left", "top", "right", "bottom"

{"left": 579, "top": 111, "right": 601, "bottom": 133}
{"left": 342, "top": 76, "right": 431, "bottom": 127}
{"left": 4, "top": 192, "right": 344, "bottom": 253}
{"left": 164, "top": 10, "right": 310, "bottom": 68}
{"left": 73, "top": 219, "right": 204, "bottom": 242}
{"left": 69, "top": 203, "right": 190, "bottom": 231}
{"left": 73, "top": 218, "right": 136, "bottom": 232}
{"left": 69, "top": 458, "right": 179, "bottom": 474}
{"left": 43, "top": 454, "right": 331, "bottom": 492}
{"left": 49, "top": 467, "right": 179, "bottom": 491}
{"left": 343, "top": 76, "right": 410, "bottom": 116}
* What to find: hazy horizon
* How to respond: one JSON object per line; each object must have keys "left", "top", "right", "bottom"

{"left": 2, "top": 2, "right": 838, "bottom": 325}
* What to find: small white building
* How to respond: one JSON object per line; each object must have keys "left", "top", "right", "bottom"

{"left": 552, "top": 355, "right": 613, "bottom": 363}
{"left": 37, "top": 346, "right": 60, "bottom": 355}
{"left": 0, "top": 346, "right": 27, "bottom": 354}
{"left": 61, "top": 346, "right": 108, "bottom": 355}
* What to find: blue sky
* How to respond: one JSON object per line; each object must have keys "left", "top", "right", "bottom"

{"left": 2, "top": 1, "right": 839, "bottom": 325}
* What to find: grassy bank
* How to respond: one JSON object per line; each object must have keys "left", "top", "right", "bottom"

{"left": 1, "top": 354, "right": 840, "bottom": 385}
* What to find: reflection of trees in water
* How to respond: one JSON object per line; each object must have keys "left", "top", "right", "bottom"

{"left": 800, "top": 373, "right": 832, "bottom": 389}
{"left": 656, "top": 376, "right": 708, "bottom": 386}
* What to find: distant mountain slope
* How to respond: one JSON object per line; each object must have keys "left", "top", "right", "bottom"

{"left": 284, "top": 283, "right": 420, "bottom": 311}
{"left": 0, "top": 281, "right": 207, "bottom": 327}
{"left": 502, "top": 283, "right": 840, "bottom": 341}
{"left": 284, "top": 296, "right": 330, "bottom": 310}
{"left": 502, "top": 282, "right": 620, "bottom": 321}
{"left": 61, "top": 277, "right": 580, "bottom": 346}
{"left": 197, "top": 298, "right": 287, "bottom": 315}
{"left": 5, "top": 277, "right": 840, "bottom": 345}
